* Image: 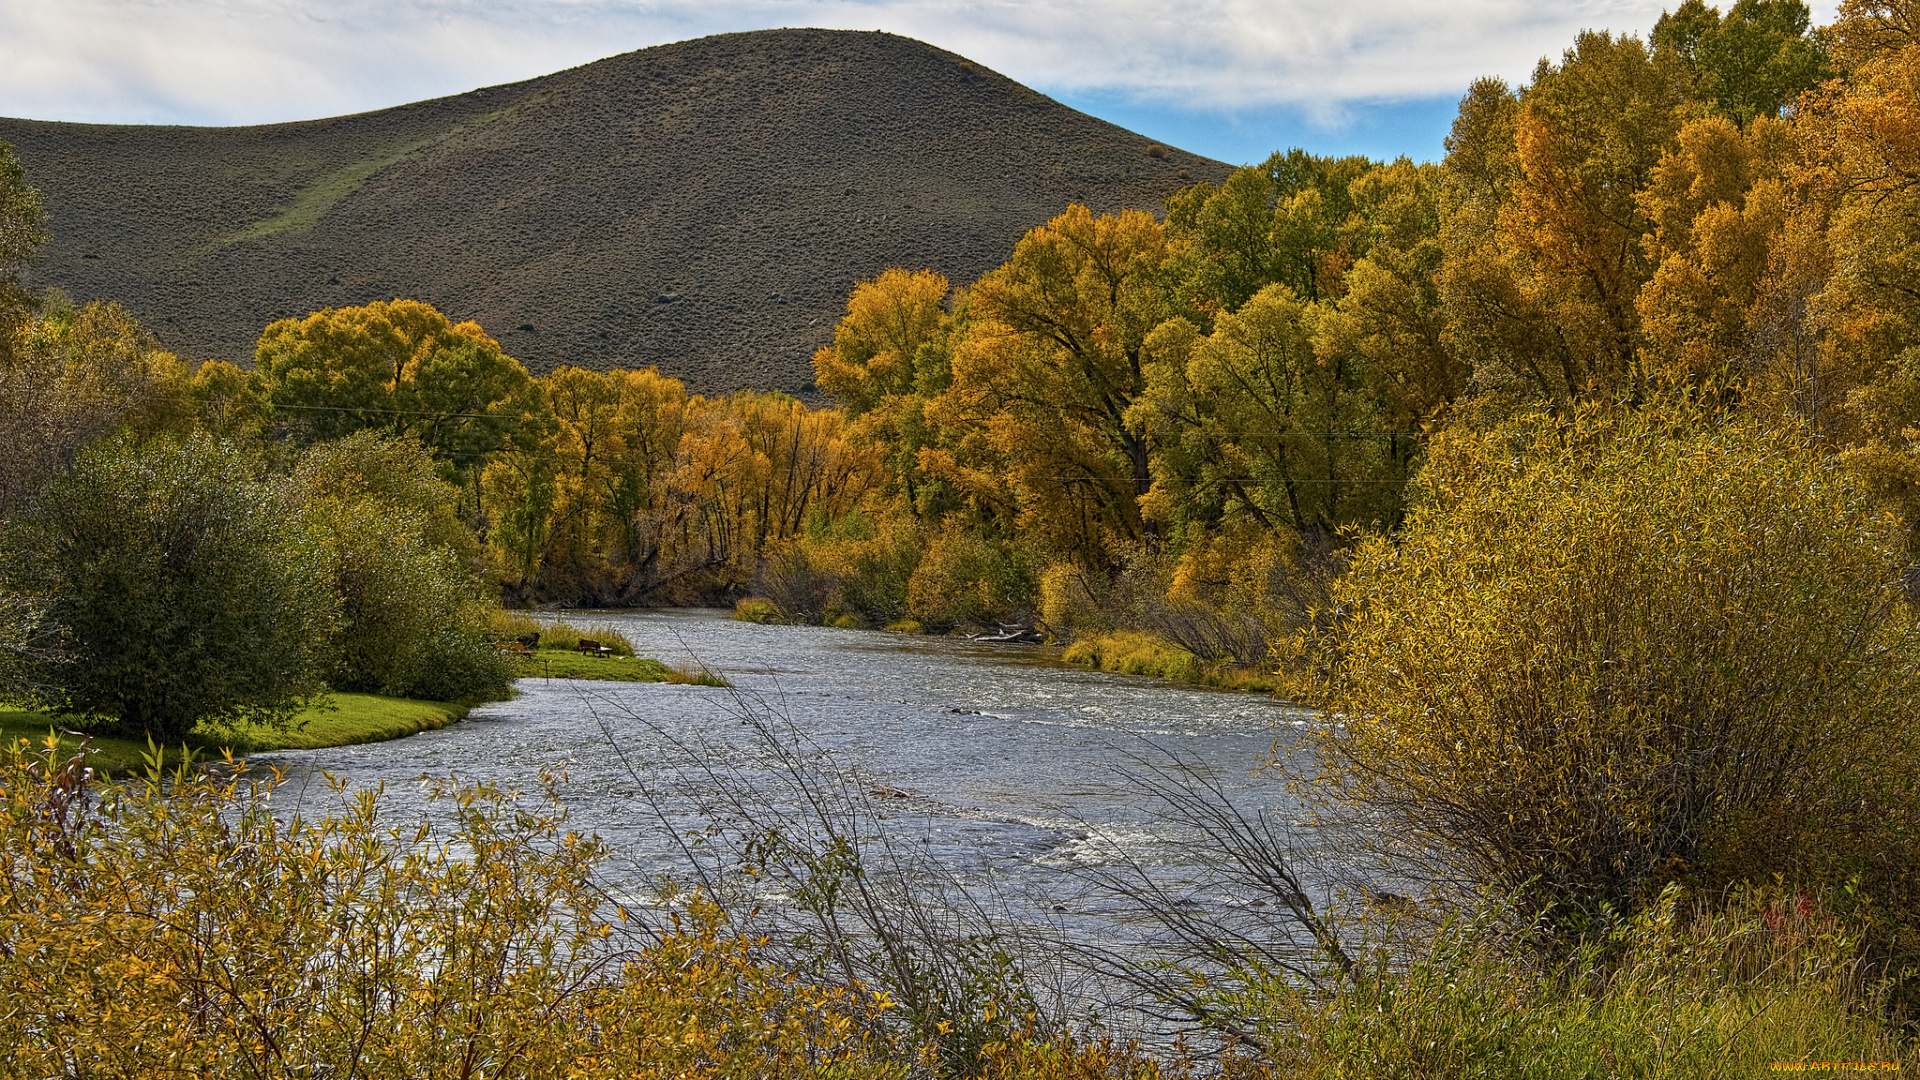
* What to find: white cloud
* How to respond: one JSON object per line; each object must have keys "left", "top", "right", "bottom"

{"left": 0, "top": 0, "right": 1842, "bottom": 128}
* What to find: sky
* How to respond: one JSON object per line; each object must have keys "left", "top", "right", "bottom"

{"left": 0, "top": 0, "right": 1842, "bottom": 166}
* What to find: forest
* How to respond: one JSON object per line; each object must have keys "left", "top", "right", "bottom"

{"left": 5, "top": 0, "right": 1920, "bottom": 1073}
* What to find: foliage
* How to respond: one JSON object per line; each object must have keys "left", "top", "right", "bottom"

{"left": 0, "top": 299, "right": 193, "bottom": 515}
{"left": 3, "top": 433, "right": 337, "bottom": 741}
{"left": 1061, "top": 631, "right": 1202, "bottom": 683}
{"left": 905, "top": 520, "right": 1037, "bottom": 631}
{"left": 1654, "top": 0, "right": 1831, "bottom": 127}
{"left": 289, "top": 433, "right": 509, "bottom": 700}
{"left": 1296, "top": 405, "right": 1920, "bottom": 934}
{"left": 1440, "top": 31, "right": 1689, "bottom": 402}
{"left": 923, "top": 205, "right": 1169, "bottom": 571}
{"left": 0, "top": 136, "right": 45, "bottom": 360}
{"left": 0, "top": 740, "right": 909, "bottom": 1079}
{"left": 257, "top": 298, "right": 545, "bottom": 466}
{"left": 732, "top": 597, "right": 784, "bottom": 624}
{"left": 1249, "top": 885, "right": 1909, "bottom": 1078}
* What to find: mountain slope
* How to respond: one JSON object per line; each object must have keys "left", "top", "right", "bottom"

{"left": 0, "top": 29, "right": 1229, "bottom": 394}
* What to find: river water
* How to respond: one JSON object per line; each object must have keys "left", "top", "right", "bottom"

{"left": 267, "top": 609, "right": 1330, "bottom": 1011}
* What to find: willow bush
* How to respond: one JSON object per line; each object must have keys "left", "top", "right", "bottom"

{"left": 0, "top": 737, "right": 907, "bottom": 1079}
{"left": 1297, "top": 404, "right": 1920, "bottom": 937}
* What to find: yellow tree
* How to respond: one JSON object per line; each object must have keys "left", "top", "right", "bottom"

{"left": 1634, "top": 115, "right": 1796, "bottom": 399}
{"left": 923, "top": 205, "right": 1168, "bottom": 569}
{"left": 1440, "top": 32, "right": 1689, "bottom": 401}
{"left": 1798, "top": 0, "right": 1920, "bottom": 539}
{"left": 812, "top": 268, "right": 958, "bottom": 515}
{"left": 257, "top": 299, "right": 539, "bottom": 467}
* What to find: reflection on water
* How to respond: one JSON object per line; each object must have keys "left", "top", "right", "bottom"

{"left": 268, "top": 609, "right": 1322, "bottom": 953}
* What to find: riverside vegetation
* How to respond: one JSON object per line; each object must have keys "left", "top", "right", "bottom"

{"left": 4, "top": 0, "right": 1920, "bottom": 1071}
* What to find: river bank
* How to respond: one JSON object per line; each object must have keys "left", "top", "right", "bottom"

{"left": 0, "top": 692, "right": 472, "bottom": 775}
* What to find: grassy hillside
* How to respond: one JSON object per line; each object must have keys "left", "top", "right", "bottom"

{"left": 0, "top": 29, "right": 1228, "bottom": 395}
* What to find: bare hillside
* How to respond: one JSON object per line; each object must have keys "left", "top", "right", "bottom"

{"left": 0, "top": 29, "right": 1228, "bottom": 393}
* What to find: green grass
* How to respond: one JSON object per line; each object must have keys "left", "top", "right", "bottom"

{"left": 0, "top": 692, "right": 470, "bottom": 776}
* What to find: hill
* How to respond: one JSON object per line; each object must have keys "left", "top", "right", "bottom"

{"left": 0, "top": 29, "right": 1230, "bottom": 394}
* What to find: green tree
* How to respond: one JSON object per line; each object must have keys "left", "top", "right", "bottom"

{"left": 7, "top": 433, "right": 338, "bottom": 740}
{"left": 1654, "top": 0, "right": 1831, "bottom": 126}
{"left": 286, "top": 433, "right": 509, "bottom": 701}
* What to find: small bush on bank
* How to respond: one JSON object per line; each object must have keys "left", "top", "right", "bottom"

{"left": 1063, "top": 630, "right": 1203, "bottom": 683}
{"left": 907, "top": 521, "right": 1037, "bottom": 631}
{"left": 731, "top": 597, "right": 783, "bottom": 624}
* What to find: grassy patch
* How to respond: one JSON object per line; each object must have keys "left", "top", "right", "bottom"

{"left": 218, "top": 144, "right": 429, "bottom": 247}
{"left": 492, "top": 611, "right": 638, "bottom": 656}
{"left": 732, "top": 597, "right": 783, "bottom": 624}
{"left": 1062, "top": 630, "right": 1278, "bottom": 692}
{"left": 0, "top": 692, "right": 468, "bottom": 776}
{"left": 510, "top": 648, "right": 672, "bottom": 683}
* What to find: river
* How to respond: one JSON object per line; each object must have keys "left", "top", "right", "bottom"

{"left": 266, "top": 609, "right": 1331, "bottom": 1020}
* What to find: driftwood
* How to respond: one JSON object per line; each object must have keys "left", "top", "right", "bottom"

{"left": 972, "top": 624, "right": 1045, "bottom": 644}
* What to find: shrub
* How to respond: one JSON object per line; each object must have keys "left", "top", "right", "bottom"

{"left": 290, "top": 434, "right": 509, "bottom": 702}
{"left": 393, "top": 626, "right": 515, "bottom": 703}
{"left": 1062, "top": 630, "right": 1203, "bottom": 683}
{"left": 1298, "top": 405, "right": 1920, "bottom": 937}
{"left": 1246, "top": 885, "right": 1910, "bottom": 1078}
{"left": 907, "top": 521, "right": 1036, "bottom": 631}
{"left": 757, "top": 538, "right": 837, "bottom": 624}
{"left": 0, "top": 737, "right": 904, "bottom": 1078}
{"left": 731, "top": 597, "right": 784, "bottom": 624}
{"left": 3, "top": 433, "right": 336, "bottom": 740}
{"left": 803, "top": 508, "right": 922, "bottom": 626}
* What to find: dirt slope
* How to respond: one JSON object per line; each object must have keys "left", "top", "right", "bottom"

{"left": 0, "top": 29, "right": 1229, "bottom": 394}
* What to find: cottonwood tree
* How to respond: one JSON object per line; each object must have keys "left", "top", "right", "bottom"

{"left": 923, "top": 205, "right": 1169, "bottom": 570}
{"left": 257, "top": 299, "right": 543, "bottom": 468}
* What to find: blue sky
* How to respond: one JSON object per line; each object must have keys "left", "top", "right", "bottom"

{"left": 0, "top": 1, "right": 1839, "bottom": 166}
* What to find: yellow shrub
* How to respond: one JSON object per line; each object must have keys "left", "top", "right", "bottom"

{"left": 0, "top": 736, "right": 901, "bottom": 1078}
{"left": 1300, "top": 404, "right": 1920, "bottom": 932}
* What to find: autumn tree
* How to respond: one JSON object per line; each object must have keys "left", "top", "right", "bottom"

{"left": 1797, "top": 0, "right": 1920, "bottom": 541}
{"left": 1634, "top": 115, "right": 1797, "bottom": 399}
{"left": 0, "top": 300, "right": 193, "bottom": 515}
{"left": 924, "top": 205, "right": 1169, "bottom": 570}
{"left": 1164, "top": 149, "right": 1374, "bottom": 319}
{"left": 256, "top": 300, "right": 542, "bottom": 469}
{"left": 812, "top": 267, "right": 961, "bottom": 517}
{"left": 1440, "top": 32, "right": 1688, "bottom": 401}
